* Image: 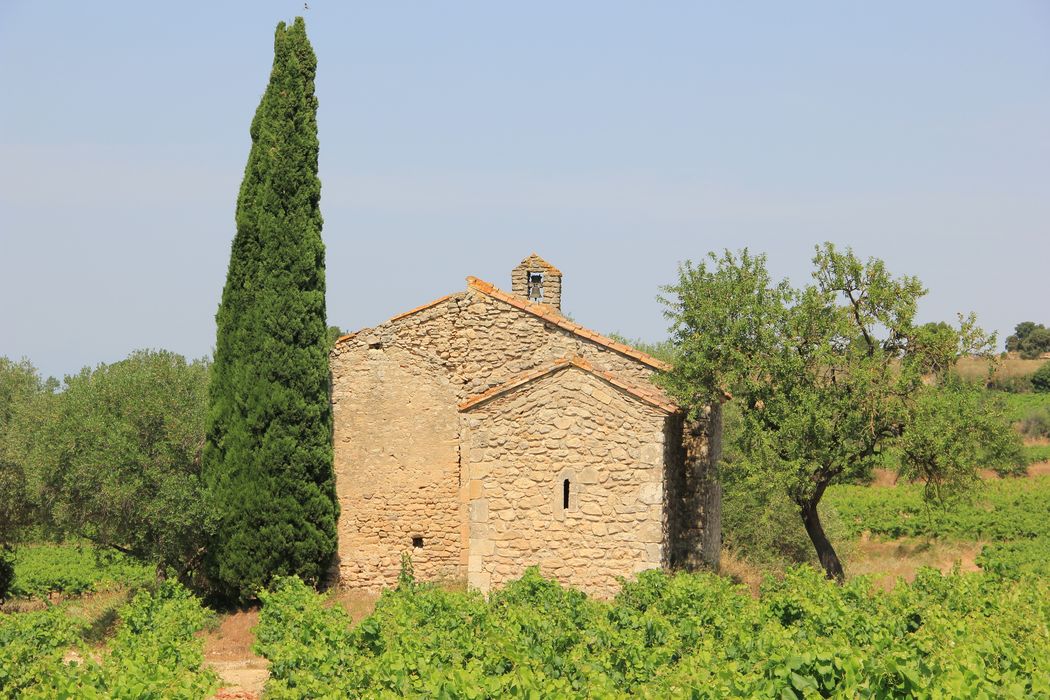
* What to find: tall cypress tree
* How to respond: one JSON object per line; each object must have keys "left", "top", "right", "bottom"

{"left": 203, "top": 17, "right": 337, "bottom": 603}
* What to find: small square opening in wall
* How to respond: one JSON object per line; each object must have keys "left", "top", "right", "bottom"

{"left": 411, "top": 536, "right": 424, "bottom": 549}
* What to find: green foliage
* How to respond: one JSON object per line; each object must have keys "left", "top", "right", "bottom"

{"left": 984, "top": 372, "right": 1033, "bottom": 394}
{"left": 606, "top": 333, "right": 677, "bottom": 364}
{"left": 0, "top": 605, "right": 81, "bottom": 697}
{"left": 203, "top": 17, "right": 337, "bottom": 603}
{"left": 828, "top": 474, "right": 1050, "bottom": 579}
{"left": 999, "top": 389, "right": 1050, "bottom": 422}
{"left": 16, "top": 350, "right": 212, "bottom": 584}
{"left": 976, "top": 539, "right": 1050, "bottom": 579}
{"left": 898, "top": 379, "right": 1025, "bottom": 485}
{"left": 327, "top": 325, "right": 346, "bottom": 348}
{"left": 1031, "top": 360, "right": 1050, "bottom": 393}
{"left": 827, "top": 475, "right": 1050, "bottom": 540}
{"left": 7, "top": 543, "right": 151, "bottom": 599}
{"left": 0, "top": 357, "right": 49, "bottom": 549}
{"left": 0, "top": 580, "right": 217, "bottom": 699}
{"left": 1024, "top": 444, "right": 1050, "bottom": 463}
{"left": 659, "top": 244, "right": 1010, "bottom": 580}
{"left": 255, "top": 568, "right": 1050, "bottom": 698}
{"left": 1019, "top": 407, "right": 1050, "bottom": 439}
{"left": 719, "top": 404, "right": 853, "bottom": 569}
{"left": 1006, "top": 321, "right": 1050, "bottom": 359}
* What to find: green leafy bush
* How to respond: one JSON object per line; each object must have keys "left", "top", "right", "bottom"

{"left": 1032, "top": 361, "right": 1050, "bottom": 393}
{"left": 826, "top": 475, "right": 1050, "bottom": 541}
{"left": 255, "top": 569, "right": 1050, "bottom": 698}
{"left": 8, "top": 543, "right": 151, "bottom": 599}
{"left": 985, "top": 373, "right": 1034, "bottom": 393}
{"left": 1018, "top": 406, "right": 1050, "bottom": 439}
{"left": 976, "top": 539, "right": 1050, "bottom": 579}
{"left": 0, "top": 580, "right": 217, "bottom": 698}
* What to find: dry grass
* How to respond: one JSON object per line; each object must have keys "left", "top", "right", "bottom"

{"left": 327, "top": 588, "right": 382, "bottom": 624}
{"left": 846, "top": 536, "right": 982, "bottom": 590}
{"left": 954, "top": 355, "right": 1047, "bottom": 382}
{"left": 869, "top": 468, "right": 899, "bottom": 487}
{"left": 718, "top": 549, "right": 766, "bottom": 597}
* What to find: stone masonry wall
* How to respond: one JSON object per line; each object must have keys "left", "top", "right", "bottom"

{"left": 329, "top": 277, "right": 706, "bottom": 594}
{"left": 452, "top": 288, "right": 658, "bottom": 397}
{"left": 343, "top": 287, "right": 661, "bottom": 403}
{"left": 511, "top": 256, "right": 562, "bottom": 311}
{"left": 462, "top": 367, "right": 670, "bottom": 598}
{"left": 330, "top": 339, "right": 464, "bottom": 590}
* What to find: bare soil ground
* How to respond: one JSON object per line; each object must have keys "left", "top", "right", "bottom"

{"left": 201, "top": 609, "right": 268, "bottom": 700}
{"left": 199, "top": 590, "right": 382, "bottom": 698}
{"left": 1028, "top": 460, "right": 1050, "bottom": 477}
{"left": 327, "top": 588, "right": 381, "bottom": 623}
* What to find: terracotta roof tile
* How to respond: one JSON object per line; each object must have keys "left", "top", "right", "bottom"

{"left": 466, "top": 277, "right": 672, "bottom": 372}
{"left": 458, "top": 356, "right": 679, "bottom": 413}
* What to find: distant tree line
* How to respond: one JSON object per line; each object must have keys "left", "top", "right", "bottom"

{"left": 1006, "top": 321, "right": 1050, "bottom": 359}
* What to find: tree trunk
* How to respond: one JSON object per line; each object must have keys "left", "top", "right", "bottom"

{"left": 800, "top": 496, "right": 845, "bottom": 582}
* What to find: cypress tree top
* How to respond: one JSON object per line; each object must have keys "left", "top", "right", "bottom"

{"left": 204, "top": 17, "right": 337, "bottom": 603}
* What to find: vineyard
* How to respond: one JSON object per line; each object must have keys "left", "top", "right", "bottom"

{"left": 5, "top": 544, "right": 151, "bottom": 599}
{"left": 253, "top": 568, "right": 1050, "bottom": 698}
{"left": 826, "top": 474, "right": 1050, "bottom": 578}
{"left": 2, "top": 399, "right": 1049, "bottom": 697}
{"left": 0, "top": 581, "right": 216, "bottom": 699}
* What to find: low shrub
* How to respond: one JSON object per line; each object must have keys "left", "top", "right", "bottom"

{"left": 1018, "top": 406, "right": 1050, "bottom": 440}
{"left": 1032, "top": 361, "right": 1050, "bottom": 393}
{"left": 8, "top": 543, "right": 152, "bottom": 599}
{"left": 0, "top": 580, "right": 217, "bottom": 698}
{"left": 255, "top": 568, "right": 1050, "bottom": 698}
{"left": 986, "top": 373, "right": 1034, "bottom": 393}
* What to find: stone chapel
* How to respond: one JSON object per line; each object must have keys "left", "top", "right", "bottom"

{"left": 330, "top": 254, "right": 721, "bottom": 597}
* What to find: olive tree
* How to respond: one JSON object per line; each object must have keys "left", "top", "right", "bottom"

{"left": 659, "top": 244, "right": 1022, "bottom": 580}
{"left": 21, "top": 350, "right": 213, "bottom": 583}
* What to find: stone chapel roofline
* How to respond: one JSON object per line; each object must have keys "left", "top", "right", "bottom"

{"left": 334, "top": 276, "right": 675, "bottom": 375}
{"left": 465, "top": 277, "right": 673, "bottom": 372}
{"left": 457, "top": 356, "right": 680, "bottom": 413}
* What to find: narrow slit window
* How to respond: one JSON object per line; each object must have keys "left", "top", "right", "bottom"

{"left": 562, "top": 479, "right": 570, "bottom": 510}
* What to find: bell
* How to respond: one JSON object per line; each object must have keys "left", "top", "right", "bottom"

{"left": 528, "top": 273, "right": 544, "bottom": 301}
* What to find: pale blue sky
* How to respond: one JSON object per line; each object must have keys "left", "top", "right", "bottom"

{"left": 1, "top": 2, "right": 1048, "bottom": 379}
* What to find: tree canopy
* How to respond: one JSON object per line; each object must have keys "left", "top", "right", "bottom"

{"left": 203, "top": 17, "right": 337, "bottom": 603}
{"left": 16, "top": 351, "right": 212, "bottom": 583}
{"left": 659, "top": 244, "right": 1022, "bottom": 580}
{"left": 1005, "top": 321, "right": 1050, "bottom": 359}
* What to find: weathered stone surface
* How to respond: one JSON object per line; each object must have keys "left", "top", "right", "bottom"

{"left": 329, "top": 257, "right": 720, "bottom": 597}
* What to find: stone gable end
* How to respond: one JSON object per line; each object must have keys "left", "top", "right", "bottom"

{"left": 461, "top": 366, "right": 671, "bottom": 597}
{"left": 330, "top": 264, "right": 719, "bottom": 596}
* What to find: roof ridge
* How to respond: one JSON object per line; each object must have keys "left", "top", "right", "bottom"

{"left": 520, "top": 253, "right": 562, "bottom": 275}
{"left": 465, "top": 277, "right": 672, "bottom": 372}
{"left": 458, "top": 355, "right": 678, "bottom": 413}
{"left": 333, "top": 293, "right": 461, "bottom": 347}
